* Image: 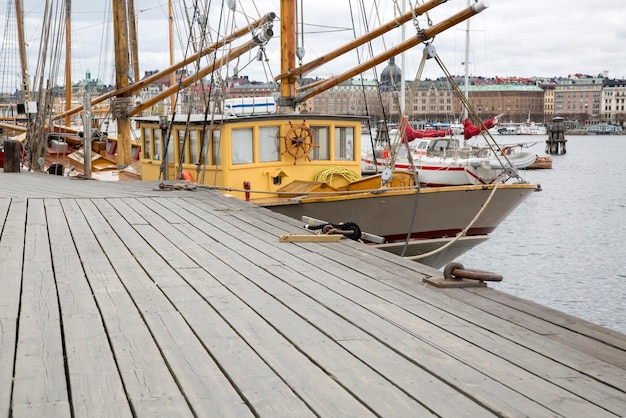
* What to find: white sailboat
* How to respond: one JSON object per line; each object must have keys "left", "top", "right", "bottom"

{"left": 361, "top": 4, "right": 536, "bottom": 186}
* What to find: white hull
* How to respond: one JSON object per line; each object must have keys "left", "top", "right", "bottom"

{"left": 361, "top": 147, "right": 536, "bottom": 186}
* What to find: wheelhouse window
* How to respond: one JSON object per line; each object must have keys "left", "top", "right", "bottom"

{"left": 310, "top": 126, "right": 329, "bottom": 160}
{"left": 232, "top": 128, "right": 253, "bottom": 164}
{"left": 334, "top": 127, "right": 354, "bottom": 160}
{"left": 166, "top": 133, "right": 174, "bottom": 162}
{"left": 211, "top": 129, "right": 221, "bottom": 166}
{"left": 259, "top": 126, "right": 280, "bottom": 162}
{"left": 176, "top": 129, "right": 199, "bottom": 164}
{"left": 153, "top": 128, "right": 162, "bottom": 161}
{"left": 142, "top": 127, "right": 151, "bottom": 159}
{"left": 189, "top": 129, "right": 198, "bottom": 164}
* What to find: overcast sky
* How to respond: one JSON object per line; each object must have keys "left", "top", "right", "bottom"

{"left": 2, "top": 0, "right": 624, "bottom": 91}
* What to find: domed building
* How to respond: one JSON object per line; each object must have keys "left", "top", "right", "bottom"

{"left": 380, "top": 57, "right": 402, "bottom": 91}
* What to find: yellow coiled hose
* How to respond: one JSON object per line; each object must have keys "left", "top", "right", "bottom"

{"left": 314, "top": 167, "right": 360, "bottom": 185}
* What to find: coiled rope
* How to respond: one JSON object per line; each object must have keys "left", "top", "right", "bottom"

{"left": 314, "top": 167, "right": 361, "bottom": 184}
{"left": 306, "top": 222, "right": 362, "bottom": 241}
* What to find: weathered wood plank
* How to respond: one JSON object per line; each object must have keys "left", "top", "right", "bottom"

{"left": 106, "top": 198, "right": 373, "bottom": 416}
{"left": 0, "top": 198, "right": 26, "bottom": 416}
{"left": 0, "top": 199, "right": 27, "bottom": 319}
{"left": 147, "top": 198, "right": 496, "bottom": 416}
{"left": 464, "top": 287, "right": 626, "bottom": 353}
{"left": 168, "top": 198, "right": 623, "bottom": 417}
{"left": 12, "top": 199, "right": 71, "bottom": 416}
{"left": 92, "top": 199, "right": 279, "bottom": 416}
{"left": 62, "top": 198, "right": 194, "bottom": 416}
{"left": 285, "top": 245, "right": 626, "bottom": 416}
{"left": 45, "top": 198, "right": 132, "bottom": 416}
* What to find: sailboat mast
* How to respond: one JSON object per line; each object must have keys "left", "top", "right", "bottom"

{"left": 15, "top": 0, "right": 29, "bottom": 101}
{"left": 278, "top": 0, "right": 296, "bottom": 109}
{"left": 112, "top": 0, "right": 132, "bottom": 166}
{"left": 128, "top": 0, "right": 140, "bottom": 88}
{"left": 400, "top": 0, "right": 406, "bottom": 115}
{"left": 168, "top": 0, "right": 175, "bottom": 113}
{"left": 65, "top": 0, "right": 72, "bottom": 127}
{"left": 463, "top": 0, "right": 470, "bottom": 120}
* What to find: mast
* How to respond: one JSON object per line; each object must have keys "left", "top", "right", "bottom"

{"left": 168, "top": 0, "right": 175, "bottom": 113}
{"left": 112, "top": 0, "right": 132, "bottom": 166}
{"left": 463, "top": 0, "right": 470, "bottom": 120}
{"left": 128, "top": 0, "right": 139, "bottom": 88}
{"left": 65, "top": 0, "right": 72, "bottom": 126}
{"left": 15, "top": 0, "right": 29, "bottom": 100}
{"left": 400, "top": 0, "right": 406, "bottom": 115}
{"left": 278, "top": 0, "right": 297, "bottom": 109}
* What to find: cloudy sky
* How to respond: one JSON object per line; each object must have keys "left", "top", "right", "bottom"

{"left": 1, "top": 0, "right": 624, "bottom": 91}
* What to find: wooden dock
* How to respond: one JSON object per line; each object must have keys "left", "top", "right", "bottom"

{"left": 1, "top": 173, "right": 624, "bottom": 417}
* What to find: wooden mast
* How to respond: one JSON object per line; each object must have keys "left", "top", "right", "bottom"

{"left": 168, "top": 0, "right": 175, "bottom": 113}
{"left": 15, "top": 0, "right": 29, "bottom": 101}
{"left": 64, "top": 0, "right": 72, "bottom": 127}
{"left": 112, "top": 0, "right": 132, "bottom": 166}
{"left": 277, "top": 0, "right": 296, "bottom": 109}
{"left": 128, "top": 0, "right": 140, "bottom": 89}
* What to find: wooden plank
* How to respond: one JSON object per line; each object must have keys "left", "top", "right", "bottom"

{"left": 0, "top": 199, "right": 26, "bottom": 319}
{"left": 92, "top": 198, "right": 285, "bottom": 416}
{"left": 171, "top": 201, "right": 622, "bottom": 416}
{"left": 0, "top": 199, "right": 26, "bottom": 416}
{"left": 154, "top": 198, "right": 496, "bottom": 416}
{"left": 464, "top": 287, "right": 626, "bottom": 353}
{"left": 87, "top": 197, "right": 318, "bottom": 416}
{"left": 0, "top": 318, "right": 16, "bottom": 417}
{"left": 12, "top": 199, "right": 71, "bottom": 416}
{"left": 62, "top": 198, "right": 194, "bottom": 416}
{"left": 106, "top": 198, "right": 369, "bottom": 416}
{"left": 279, "top": 233, "right": 343, "bottom": 242}
{"left": 45, "top": 198, "right": 132, "bottom": 416}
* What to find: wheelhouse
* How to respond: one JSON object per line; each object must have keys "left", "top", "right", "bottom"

{"left": 136, "top": 113, "right": 366, "bottom": 200}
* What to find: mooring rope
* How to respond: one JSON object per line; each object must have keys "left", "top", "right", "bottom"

{"left": 407, "top": 182, "right": 500, "bottom": 261}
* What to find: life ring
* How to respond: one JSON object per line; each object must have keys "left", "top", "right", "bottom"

{"left": 500, "top": 146, "right": 512, "bottom": 156}
{"left": 179, "top": 170, "right": 194, "bottom": 182}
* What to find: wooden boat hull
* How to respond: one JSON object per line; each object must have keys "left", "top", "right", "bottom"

{"left": 257, "top": 182, "right": 539, "bottom": 266}
{"left": 524, "top": 156, "right": 552, "bottom": 169}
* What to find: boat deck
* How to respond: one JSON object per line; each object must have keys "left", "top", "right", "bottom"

{"left": 1, "top": 173, "right": 624, "bottom": 417}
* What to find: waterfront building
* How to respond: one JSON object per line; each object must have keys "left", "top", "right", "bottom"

{"left": 602, "top": 78, "right": 626, "bottom": 126}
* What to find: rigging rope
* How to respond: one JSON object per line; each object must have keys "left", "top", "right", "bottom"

{"left": 432, "top": 53, "right": 521, "bottom": 180}
{"left": 407, "top": 182, "right": 501, "bottom": 261}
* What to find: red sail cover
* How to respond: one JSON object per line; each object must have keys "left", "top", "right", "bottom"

{"left": 402, "top": 120, "right": 450, "bottom": 142}
{"left": 463, "top": 116, "right": 496, "bottom": 140}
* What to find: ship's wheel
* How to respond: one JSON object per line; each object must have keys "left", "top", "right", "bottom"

{"left": 281, "top": 120, "right": 317, "bottom": 164}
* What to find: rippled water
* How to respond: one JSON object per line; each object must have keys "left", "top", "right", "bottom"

{"left": 458, "top": 135, "right": 626, "bottom": 334}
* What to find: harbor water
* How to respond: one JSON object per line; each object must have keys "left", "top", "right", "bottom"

{"left": 457, "top": 134, "right": 626, "bottom": 334}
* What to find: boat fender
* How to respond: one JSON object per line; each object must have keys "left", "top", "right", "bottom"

{"left": 179, "top": 170, "right": 194, "bottom": 182}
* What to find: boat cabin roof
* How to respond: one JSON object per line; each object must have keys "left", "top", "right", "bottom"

{"left": 134, "top": 113, "right": 368, "bottom": 127}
